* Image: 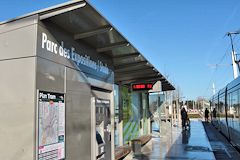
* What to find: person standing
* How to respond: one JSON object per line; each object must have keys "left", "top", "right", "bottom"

{"left": 181, "top": 107, "right": 187, "bottom": 130}
{"left": 212, "top": 108, "right": 216, "bottom": 119}
{"left": 205, "top": 108, "right": 209, "bottom": 122}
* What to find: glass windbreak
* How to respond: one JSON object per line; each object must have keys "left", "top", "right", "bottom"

{"left": 149, "top": 94, "right": 159, "bottom": 132}
{"left": 142, "top": 93, "right": 149, "bottom": 135}
{"left": 122, "top": 86, "right": 140, "bottom": 144}
{"left": 149, "top": 94, "right": 159, "bottom": 115}
{"left": 113, "top": 85, "right": 119, "bottom": 146}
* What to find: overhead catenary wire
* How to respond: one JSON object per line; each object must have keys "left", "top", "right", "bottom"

{"left": 202, "top": 53, "right": 229, "bottom": 97}
{"left": 202, "top": 35, "right": 240, "bottom": 97}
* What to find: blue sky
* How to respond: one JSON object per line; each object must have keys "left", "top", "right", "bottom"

{"left": 1, "top": 0, "right": 240, "bottom": 99}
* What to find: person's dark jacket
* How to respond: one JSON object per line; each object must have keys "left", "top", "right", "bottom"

{"left": 181, "top": 108, "right": 187, "bottom": 120}
{"left": 205, "top": 109, "right": 209, "bottom": 118}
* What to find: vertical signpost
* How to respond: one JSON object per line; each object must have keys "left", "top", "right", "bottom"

{"left": 38, "top": 91, "right": 65, "bottom": 160}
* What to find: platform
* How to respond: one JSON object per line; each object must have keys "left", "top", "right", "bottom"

{"left": 134, "top": 120, "right": 216, "bottom": 160}
{"left": 203, "top": 122, "right": 240, "bottom": 160}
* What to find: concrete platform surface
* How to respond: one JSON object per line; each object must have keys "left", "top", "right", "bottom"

{"left": 203, "top": 122, "right": 240, "bottom": 160}
{"left": 133, "top": 120, "right": 216, "bottom": 160}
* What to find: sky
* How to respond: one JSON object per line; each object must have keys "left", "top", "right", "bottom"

{"left": 1, "top": 0, "right": 240, "bottom": 100}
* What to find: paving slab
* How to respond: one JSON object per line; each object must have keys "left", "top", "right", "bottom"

{"left": 134, "top": 120, "right": 215, "bottom": 160}
{"left": 203, "top": 122, "right": 240, "bottom": 160}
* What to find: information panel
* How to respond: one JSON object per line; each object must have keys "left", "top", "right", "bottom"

{"left": 38, "top": 91, "right": 65, "bottom": 160}
{"left": 132, "top": 83, "right": 153, "bottom": 91}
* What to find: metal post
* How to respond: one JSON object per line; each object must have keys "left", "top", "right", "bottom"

{"left": 228, "top": 32, "right": 240, "bottom": 78}
{"left": 173, "top": 103, "right": 175, "bottom": 126}
{"left": 177, "top": 98, "right": 179, "bottom": 126}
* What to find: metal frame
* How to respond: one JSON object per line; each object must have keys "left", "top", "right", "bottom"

{"left": 74, "top": 25, "right": 112, "bottom": 40}
{"left": 0, "top": 0, "right": 175, "bottom": 91}
{"left": 96, "top": 41, "right": 129, "bottom": 52}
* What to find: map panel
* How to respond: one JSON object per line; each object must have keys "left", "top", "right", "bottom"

{"left": 38, "top": 91, "right": 65, "bottom": 160}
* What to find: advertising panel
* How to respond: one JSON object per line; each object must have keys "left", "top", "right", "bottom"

{"left": 38, "top": 91, "right": 65, "bottom": 160}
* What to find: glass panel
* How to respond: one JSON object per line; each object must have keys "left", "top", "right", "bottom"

{"left": 230, "top": 90, "right": 240, "bottom": 147}
{"left": 122, "top": 86, "right": 140, "bottom": 144}
{"left": 149, "top": 94, "right": 159, "bottom": 132}
{"left": 113, "top": 85, "right": 119, "bottom": 146}
{"left": 237, "top": 91, "right": 240, "bottom": 147}
{"left": 142, "top": 93, "right": 149, "bottom": 135}
{"left": 218, "top": 95, "right": 228, "bottom": 135}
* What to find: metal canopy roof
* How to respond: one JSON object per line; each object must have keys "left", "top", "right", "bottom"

{"left": 2, "top": 0, "right": 174, "bottom": 91}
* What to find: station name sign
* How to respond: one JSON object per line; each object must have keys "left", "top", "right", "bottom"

{"left": 41, "top": 32, "right": 109, "bottom": 75}
{"left": 132, "top": 83, "right": 153, "bottom": 91}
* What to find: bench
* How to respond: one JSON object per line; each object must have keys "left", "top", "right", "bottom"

{"left": 115, "top": 135, "right": 152, "bottom": 159}
{"left": 132, "top": 135, "right": 152, "bottom": 146}
{"left": 115, "top": 145, "right": 131, "bottom": 160}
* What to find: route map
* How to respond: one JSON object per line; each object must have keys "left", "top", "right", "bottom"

{"left": 39, "top": 100, "right": 59, "bottom": 146}
{"left": 38, "top": 91, "right": 65, "bottom": 160}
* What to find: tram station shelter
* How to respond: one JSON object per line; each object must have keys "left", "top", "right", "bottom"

{"left": 0, "top": 0, "right": 174, "bottom": 160}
